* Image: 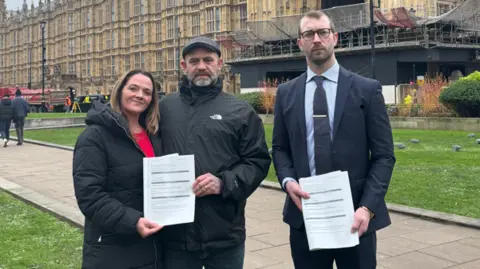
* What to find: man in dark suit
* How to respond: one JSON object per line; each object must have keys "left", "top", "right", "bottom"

{"left": 271, "top": 10, "right": 396, "bottom": 269}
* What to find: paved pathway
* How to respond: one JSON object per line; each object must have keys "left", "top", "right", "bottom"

{"left": 0, "top": 143, "right": 479, "bottom": 269}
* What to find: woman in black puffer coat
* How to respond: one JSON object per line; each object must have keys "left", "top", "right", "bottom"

{"left": 73, "top": 70, "right": 164, "bottom": 269}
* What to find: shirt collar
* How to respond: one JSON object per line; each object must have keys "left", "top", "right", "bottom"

{"left": 306, "top": 61, "right": 340, "bottom": 83}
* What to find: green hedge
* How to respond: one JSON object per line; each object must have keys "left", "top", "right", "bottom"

{"left": 461, "top": 70, "right": 480, "bottom": 82}
{"left": 439, "top": 79, "right": 480, "bottom": 117}
{"left": 235, "top": 92, "right": 266, "bottom": 113}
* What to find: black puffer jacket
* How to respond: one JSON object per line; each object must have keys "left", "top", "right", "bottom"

{"left": 158, "top": 77, "right": 271, "bottom": 253}
{"left": 0, "top": 98, "right": 13, "bottom": 120}
{"left": 73, "top": 101, "right": 163, "bottom": 269}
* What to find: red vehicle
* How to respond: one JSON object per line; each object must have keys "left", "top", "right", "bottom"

{"left": 0, "top": 87, "right": 69, "bottom": 112}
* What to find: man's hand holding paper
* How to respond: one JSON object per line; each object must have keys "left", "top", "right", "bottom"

{"left": 285, "top": 181, "right": 310, "bottom": 211}
{"left": 193, "top": 173, "right": 223, "bottom": 197}
{"left": 299, "top": 171, "right": 361, "bottom": 250}
{"left": 351, "top": 207, "right": 371, "bottom": 237}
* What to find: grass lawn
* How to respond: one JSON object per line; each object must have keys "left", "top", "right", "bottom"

{"left": 24, "top": 125, "right": 480, "bottom": 219}
{"left": 24, "top": 127, "right": 84, "bottom": 147}
{"left": 28, "top": 113, "right": 86, "bottom": 119}
{"left": 0, "top": 191, "right": 82, "bottom": 268}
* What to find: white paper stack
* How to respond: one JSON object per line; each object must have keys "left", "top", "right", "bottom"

{"left": 300, "top": 171, "right": 359, "bottom": 250}
{"left": 143, "top": 153, "right": 196, "bottom": 226}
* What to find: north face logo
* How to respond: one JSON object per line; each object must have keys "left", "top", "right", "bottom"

{"left": 210, "top": 114, "right": 222, "bottom": 120}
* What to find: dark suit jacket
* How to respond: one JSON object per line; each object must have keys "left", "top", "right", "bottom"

{"left": 271, "top": 66, "right": 396, "bottom": 234}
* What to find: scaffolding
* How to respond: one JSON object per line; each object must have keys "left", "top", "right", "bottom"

{"left": 219, "top": 0, "right": 480, "bottom": 61}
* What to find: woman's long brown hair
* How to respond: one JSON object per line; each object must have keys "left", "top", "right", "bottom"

{"left": 109, "top": 69, "right": 160, "bottom": 135}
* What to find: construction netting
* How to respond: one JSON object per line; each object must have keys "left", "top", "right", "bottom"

{"left": 323, "top": 3, "right": 371, "bottom": 32}
{"left": 216, "top": 30, "right": 263, "bottom": 48}
{"left": 421, "top": 0, "right": 480, "bottom": 31}
{"left": 217, "top": 0, "right": 478, "bottom": 47}
{"left": 246, "top": 21, "right": 294, "bottom": 42}
{"left": 270, "top": 15, "right": 303, "bottom": 38}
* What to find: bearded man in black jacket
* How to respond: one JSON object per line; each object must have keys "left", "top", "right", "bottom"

{"left": 158, "top": 36, "right": 271, "bottom": 269}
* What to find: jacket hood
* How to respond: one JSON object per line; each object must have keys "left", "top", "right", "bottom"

{"left": 85, "top": 101, "right": 130, "bottom": 136}
{"left": 1, "top": 98, "right": 12, "bottom": 105}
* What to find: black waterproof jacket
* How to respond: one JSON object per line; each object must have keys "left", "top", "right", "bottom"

{"left": 73, "top": 101, "right": 163, "bottom": 269}
{"left": 0, "top": 98, "right": 13, "bottom": 121}
{"left": 158, "top": 77, "right": 271, "bottom": 253}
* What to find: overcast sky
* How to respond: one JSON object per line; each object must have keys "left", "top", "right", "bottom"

{"left": 6, "top": 0, "right": 26, "bottom": 11}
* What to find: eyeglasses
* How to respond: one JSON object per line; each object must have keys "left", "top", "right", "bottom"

{"left": 300, "top": 29, "right": 333, "bottom": 41}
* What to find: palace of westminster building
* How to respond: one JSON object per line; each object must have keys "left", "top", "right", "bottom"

{"left": 0, "top": 0, "right": 453, "bottom": 94}
{"left": 0, "top": 0, "right": 254, "bottom": 94}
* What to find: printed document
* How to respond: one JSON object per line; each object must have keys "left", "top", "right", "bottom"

{"left": 143, "top": 154, "right": 195, "bottom": 226}
{"left": 300, "top": 171, "right": 359, "bottom": 250}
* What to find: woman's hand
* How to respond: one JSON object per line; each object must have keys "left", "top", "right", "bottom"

{"left": 136, "top": 217, "right": 163, "bottom": 238}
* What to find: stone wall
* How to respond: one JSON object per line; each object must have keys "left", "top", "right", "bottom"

{"left": 388, "top": 117, "right": 480, "bottom": 132}
{"left": 12, "top": 115, "right": 480, "bottom": 132}
{"left": 260, "top": 115, "right": 480, "bottom": 132}
{"left": 10, "top": 117, "right": 86, "bottom": 130}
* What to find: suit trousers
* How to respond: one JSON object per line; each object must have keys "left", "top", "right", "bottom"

{"left": 289, "top": 225, "right": 377, "bottom": 269}
{"left": 14, "top": 117, "right": 25, "bottom": 143}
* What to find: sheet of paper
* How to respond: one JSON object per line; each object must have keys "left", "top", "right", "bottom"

{"left": 300, "top": 171, "right": 359, "bottom": 250}
{"left": 143, "top": 154, "right": 195, "bottom": 226}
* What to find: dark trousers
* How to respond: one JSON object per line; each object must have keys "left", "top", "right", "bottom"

{"left": 14, "top": 117, "right": 25, "bottom": 143}
{"left": 290, "top": 226, "right": 377, "bottom": 269}
{"left": 0, "top": 119, "right": 11, "bottom": 140}
{"left": 163, "top": 243, "right": 245, "bottom": 269}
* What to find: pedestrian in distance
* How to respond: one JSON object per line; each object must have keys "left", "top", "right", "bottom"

{"left": 12, "top": 87, "right": 29, "bottom": 145}
{"left": 0, "top": 93, "right": 14, "bottom": 147}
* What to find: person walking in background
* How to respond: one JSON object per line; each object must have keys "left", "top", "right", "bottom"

{"left": 158, "top": 36, "right": 271, "bottom": 269}
{"left": 12, "top": 88, "right": 29, "bottom": 146}
{"left": 72, "top": 69, "right": 164, "bottom": 269}
{"left": 271, "top": 10, "right": 396, "bottom": 269}
{"left": 0, "top": 93, "right": 14, "bottom": 147}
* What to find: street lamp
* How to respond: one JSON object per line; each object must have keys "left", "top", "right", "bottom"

{"left": 369, "top": 0, "right": 376, "bottom": 79}
{"left": 176, "top": 26, "right": 181, "bottom": 83}
{"left": 40, "top": 20, "right": 47, "bottom": 112}
{"left": 28, "top": 43, "right": 33, "bottom": 89}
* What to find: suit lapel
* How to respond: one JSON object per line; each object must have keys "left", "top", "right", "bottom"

{"left": 295, "top": 73, "right": 307, "bottom": 144}
{"left": 293, "top": 72, "right": 310, "bottom": 177}
{"left": 333, "top": 67, "right": 352, "bottom": 140}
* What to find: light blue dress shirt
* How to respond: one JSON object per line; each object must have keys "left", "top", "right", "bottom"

{"left": 282, "top": 62, "right": 340, "bottom": 190}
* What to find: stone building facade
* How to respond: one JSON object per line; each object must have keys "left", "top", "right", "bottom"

{"left": 0, "top": 0, "right": 247, "bottom": 94}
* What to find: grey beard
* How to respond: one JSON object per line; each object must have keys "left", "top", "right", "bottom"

{"left": 191, "top": 75, "right": 218, "bottom": 87}
{"left": 194, "top": 77, "right": 213, "bottom": 87}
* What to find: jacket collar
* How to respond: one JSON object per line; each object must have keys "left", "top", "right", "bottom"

{"left": 179, "top": 75, "right": 222, "bottom": 105}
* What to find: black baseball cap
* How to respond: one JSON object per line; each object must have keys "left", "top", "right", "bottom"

{"left": 182, "top": 36, "right": 221, "bottom": 58}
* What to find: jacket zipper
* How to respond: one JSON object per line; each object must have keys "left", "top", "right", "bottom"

{"left": 153, "top": 241, "right": 159, "bottom": 269}
{"left": 112, "top": 116, "right": 146, "bottom": 157}
{"left": 97, "top": 233, "right": 115, "bottom": 243}
{"left": 113, "top": 116, "right": 159, "bottom": 267}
